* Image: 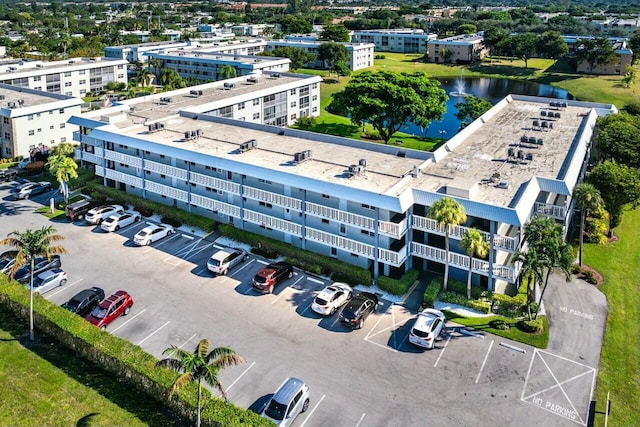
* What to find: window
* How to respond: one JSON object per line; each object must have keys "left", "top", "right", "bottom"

{"left": 290, "top": 114, "right": 296, "bottom": 121}
{"left": 64, "top": 72, "right": 71, "bottom": 77}
{"left": 118, "top": 65, "right": 124, "bottom": 69}
{"left": 340, "top": 224, "right": 346, "bottom": 234}
{"left": 65, "top": 82, "right": 72, "bottom": 87}
{"left": 322, "top": 194, "right": 330, "bottom": 199}
{"left": 50, "top": 125, "right": 54, "bottom": 130}
{"left": 37, "top": 128, "right": 42, "bottom": 133}
{"left": 331, "top": 247, "right": 337, "bottom": 256}
{"left": 312, "top": 95, "right": 317, "bottom": 101}
{"left": 238, "top": 102, "right": 245, "bottom": 110}
{"left": 290, "top": 88, "right": 297, "bottom": 95}
{"left": 290, "top": 101, "right": 297, "bottom": 108}
{"left": 259, "top": 201, "right": 273, "bottom": 208}
{"left": 79, "top": 70, "right": 85, "bottom": 75}
{"left": 259, "top": 179, "right": 272, "bottom": 184}
{"left": 28, "top": 115, "right": 33, "bottom": 120}
{"left": 361, "top": 229, "right": 374, "bottom": 237}
{"left": 80, "top": 89, "right": 86, "bottom": 94}
{"left": 253, "top": 98, "right": 259, "bottom": 106}
{"left": 79, "top": 79, "right": 86, "bottom": 85}
{"left": 65, "top": 92, "right": 72, "bottom": 96}
{"left": 253, "top": 113, "right": 260, "bottom": 120}
{"left": 361, "top": 203, "right": 374, "bottom": 210}
{"left": 33, "top": 76, "right": 41, "bottom": 81}
{"left": 322, "top": 218, "right": 329, "bottom": 224}
{"left": 60, "top": 123, "right": 65, "bottom": 128}
{"left": 59, "top": 108, "right": 65, "bottom": 114}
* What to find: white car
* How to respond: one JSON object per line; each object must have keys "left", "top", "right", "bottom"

{"left": 85, "top": 204, "right": 125, "bottom": 225}
{"left": 29, "top": 269, "right": 68, "bottom": 295}
{"left": 101, "top": 212, "right": 141, "bottom": 232}
{"left": 9, "top": 182, "right": 51, "bottom": 200}
{"left": 409, "top": 308, "right": 446, "bottom": 349}
{"left": 311, "top": 282, "right": 353, "bottom": 316}
{"left": 133, "top": 224, "right": 175, "bottom": 246}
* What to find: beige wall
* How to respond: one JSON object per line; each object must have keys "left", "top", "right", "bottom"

{"left": 576, "top": 52, "right": 633, "bottom": 75}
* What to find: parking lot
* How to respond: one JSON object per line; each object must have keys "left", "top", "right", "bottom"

{"left": 0, "top": 181, "right": 598, "bottom": 427}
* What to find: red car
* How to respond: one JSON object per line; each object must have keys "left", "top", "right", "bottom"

{"left": 252, "top": 262, "right": 294, "bottom": 294}
{"left": 86, "top": 290, "right": 134, "bottom": 330}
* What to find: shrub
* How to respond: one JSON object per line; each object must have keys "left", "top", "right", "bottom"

{"left": 468, "top": 300, "right": 492, "bottom": 314}
{"left": 446, "top": 279, "right": 484, "bottom": 299}
{"left": 570, "top": 264, "right": 582, "bottom": 275}
{"left": 439, "top": 290, "right": 468, "bottom": 306}
{"left": 422, "top": 278, "right": 441, "bottom": 308}
{"left": 582, "top": 269, "right": 597, "bottom": 285}
{"left": 489, "top": 319, "right": 510, "bottom": 330}
{"left": 377, "top": 270, "right": 419, "bottom": 296}
{"left": 518, "top": 318, "right": 544, "bottom": 333}
{"left": 294, "top": 116, "right": 316, "bottom": 130}
{"left": 25, "top": 161, "right": 46, "bottom": 176}
{"left": 374, "top": 54, "right": 386, "bottom": 59}
{"left": 161, "top": 215, "right": 182, "bottom": 228}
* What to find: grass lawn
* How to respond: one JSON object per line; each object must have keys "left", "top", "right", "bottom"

{"left": 0, "top": 162, "right": 18, "bottom": 169}
{"left": 445, "top": 312, "right": 549, "bottom": 348}
{"left": 0, "top": 307, "right": 183, "bottom": 427}
{"left": 584, "top": 209, "right": 640, "bottom": 427}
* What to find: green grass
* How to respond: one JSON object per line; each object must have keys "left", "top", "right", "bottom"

{"left": 584, "top": 209, "right": 640, "bottom": 427}
{"left": 34, "top": 206, "right": 66, "bottom": 220}
{"left": 0, "top": 162, "right": 18, "bottom": 169}
{"left": 0, "top": 307, "right": 183, "bottom": 427}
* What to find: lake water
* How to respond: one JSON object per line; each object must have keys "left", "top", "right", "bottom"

{"left": 403, "top": 77, "right": 575, "bottom": 139}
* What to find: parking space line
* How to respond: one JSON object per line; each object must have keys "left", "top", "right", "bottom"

{"left": 213, "top": 244, "right": 225, "bottom": 250}
{"left": 364, "top": 302, "right": 393, "bottom": 340}
{"left": 271, "top": 276, "right": 303, "bottom": 305}
{"left": 178, "top": 333, "right": 198, "bottom": 349}
{"left": 182, "top": 235, "right": 194, "bottom": 241}
{"left": 111, "top": 308, "right": 147, "bottom": 333}
{"left": 434, "top": 333, "right": 452, "bottom": 367}
{"left": 232, "top": 259, "right": 254, "bottom": 275}
{"left": 307, "top": 277, "right": 323, "bottom": 285}
{"left": 299, "top": 394, "right": 325, "bottom": 427}
{"left": 143, "top": 233, "right": 181, "bottom": 253}
{"left": 184, "top": 242, "right": 215, "bottom": 262}
{"left": 47, "top": 278, "right": 83, "bottom": 298}
{"left": 364, "top": 338, "right": 398, "bottom": 353}
{"left": 256, "top": 259, "right": 269, "bottom": 265}
{"left": 475, "top": 339, "right": 495, "bottom": 384}
{"left": 106, "top": 222, "right": 144, "bottom": 240}
{"left": 137, "top": 321, "right": 171, "bottom": 345}
{"left": 195, "top": 266, "right": 208, "bottom": 275}
{"left": 243, "top": 284, "right": 254, "bottom": 294}
{"left": 227, "top": 361, "right": 256, "bottom": 392}
{"left": 355, "top": 413, "right": 366, "bottom": 427}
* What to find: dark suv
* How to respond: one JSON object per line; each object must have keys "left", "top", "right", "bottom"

{"left": 65, "top": 198, "right": 101, "bottom": 222}
{"left": 339, "top": 292, "right": 379, "bottom": 329}
{"left": 252, "top": 262, "right": 294, "bottom": 294}
{"left": 62, "top": 287, "right": 105, "bottom": 317}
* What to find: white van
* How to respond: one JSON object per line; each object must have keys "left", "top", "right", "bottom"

{"left": 207, "top": 248, "right": 248, "bottom": 275}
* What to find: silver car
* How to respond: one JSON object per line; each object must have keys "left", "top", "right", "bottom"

{"left": 85, "top": 205, "right": 125, "bottom": 225}
{"left": 29, "top": 269, "right": 68, "bottom": 295}
{"left": 9, "top": 182, "right": 51, "bottom": 200}
{"left": 261, "top": 378, "right": 310, "bottom": 427}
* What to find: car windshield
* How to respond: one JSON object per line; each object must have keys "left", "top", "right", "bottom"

{"left": 412, "top": 328, "right": 431, "bottom": 338}
{"left": 315, "top": 297, "right": 328, "bottom": 305}
{"left": 254, "top": 275, "right": 267, "bottom": 284}
{"left": 32, "top": 278, "right": 45, "bottom": 287}
{"left": 91, "top": 306, "right": 108, "bottom": 319}
{"left": 138, "top": 231, "right": 149, "bottom": 237}
{"left": 64, "top": 299, "right": 81, "bottom": 310}
{"left": 264, "top": 400, "right": 287, "bottom": 421}
{"left": 209, "top": 259, "right": 221, "bottom": 266}
{"left": 341, "top": 309, "right": 355, "bottom": 319}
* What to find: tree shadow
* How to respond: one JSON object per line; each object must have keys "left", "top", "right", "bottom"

{"left": 76, "top": 413, "right": 100, "bottom": 427}
{"left": 309, "top": 122, "right": 360, "bottom": 138}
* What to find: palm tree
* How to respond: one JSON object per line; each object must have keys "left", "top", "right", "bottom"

{"left": 513, "top": 246, "right": 543, "bottom": 320}
{"left": 1, "top": 227, "right": 67, "bottom": 341}
{"left": 157, "top": 339, "right": 244, "bottom": 427}
{"left": 47, "top": 145, "right": 78, "bottom": 204}
{"left": 460, "top": 228, "right": 489, "bottom": 299}
{"left": 217, "top": 65, "right": 237, "bottom": 81}
{"left": 573, "top": 183, "right": 603, "bottom": 267}
{"left": 428, "top": 198, "right": 467, "bottom": 290}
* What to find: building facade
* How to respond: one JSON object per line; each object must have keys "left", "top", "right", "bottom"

{"left": 351, "top": 29, "right": 437, "bottom": 53}
{"left": 265, "top": 40, "right": 375, "bottom": 71}
{"left": 426, "top": 33, "right": 486, "bottom": 63}
{"left": 0, "top": 84, "right": 82, "bottom": 158}
{"left": 104, "top": 41, "right": 189, "bottom": 63}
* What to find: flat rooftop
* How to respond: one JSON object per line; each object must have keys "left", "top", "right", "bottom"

{"left": 0, "top": 57, "right": 127, "bottom": 76}
{"left": 0, "top": 84, "right": 74, "bottom": 109}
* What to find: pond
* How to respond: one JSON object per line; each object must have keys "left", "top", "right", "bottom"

{"left": 402, "top": 77, "right": 575, "bottom": 139}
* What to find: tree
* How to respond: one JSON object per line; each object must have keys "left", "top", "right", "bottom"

{"left": 217, "top": 64, "right": 236, "bottom": 80}
{"left": 593, "top": 113, "right": 640, "bottom": 168}
{"left": 318, "top": 42, "right": 348, "bottom": 75}
{"left": 513, "top": 246, "right": 543, "bottom": 320}
{"left": 622, "top": 65, "right": 637, "bottom": 89}
{"left": 506, "top": 33, "right": 539, "bottom": 68}
{"left": 1, "top": 227, "right": 67, "bottom": 341}
{"left": 454, "top": 95, "right": 492, "bottom": 126}
{"left": 319, "top": 24, "right": 350, "bottom": 42}
{"left": 575, "top": 38, "right": 618, "bottom": 74}
{"left": 457, "top": 23, "right": 477, "bottom": 35}
{"left": 628, "top": 30, "right": 640, "bottom": 64}
{"left": 460, "top": 228, "right": 489, "bottom": 299}
{"left": 537, "top": 31, "right": 568, "bottom": 61}
{"left": 572, "top": 183, "right": 603, "bottom": 266}
{"left": 334, "top": 60, "right": 351, "bottom": 79}
{"left": 48, "top": 150, "right": 78, "bottom": 204}
{"left": 588, "top": 160, "right": 640, "bottom": 234}
{"left": 483, "top": 26, "right": 509, "bottom": 56}
{"left": 263, "top": 46, "right": 316, "bottom": 70}
{"left": 332, "top": 71, "right": 447, "bottom": 144}
{"left": 157, "top": 339, "right": 244, "bottom": 427}
{"left": 160, "top": 68, "right": 185, "bottom": 90}
{"left": 428, "top": 198, "right": 467, "bottom": 290}
{"left": 441, "top": 48, "right": 453, "bottom": 63}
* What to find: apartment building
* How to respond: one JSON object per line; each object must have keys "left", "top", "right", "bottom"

{"left": 0, "top": 83, "right": 82, "bottom": 158}
{"left": 595, "top": 18, "right": 639, "bottom": 37}
{"left": 351, "top": 29, "right": 437, "bottom": 53}
{"left": 426, "top": 33, "right": 486, "bottom": 64}
{"left": 104, "top": 41, "right": 189, "bottom": 63}
{"left": 563, "top": 36, "right": 634, "bottom": 75}
{"left": 0, "top": 57, "right": 128, "bottom": 98}
{"left": 264, "top": 40, "right": 375, "bottom": 71}
{"left": 70, "top": 84, "right": 616, "bottom": 293}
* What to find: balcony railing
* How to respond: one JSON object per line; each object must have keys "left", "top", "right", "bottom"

{"left": 244, "top": 209, "right": 302, "bottom": 236}
{"left": 80, "top": 152, "right": 102, "bottom": 165}
{"left": 534, "top": 202, "right": 566, "bottom": 220}
{"left": 145, "top": 159, "right": 187, "bottom": 180}
{"left": 378, "top": 245, "right": 407, "bottom": 267}
{"left": 306, "top": 227, "right": 375, "bottom": 258}
{"left": 145, "top": 181, "right": 189, "bottom": 203}
{"left": 305, "top": 202, "right": 375, "bottom": 230}
{"left": 378, "top": 218, "right": 407, "bottom": 239}
{"left": 104, "top": 150, "right": 142, "bottom": 168}
{"left": 103, "top": 169, "right": 143, "bottom": 188}
{"left": 243, "top": 186, "right": 302, "bottom": 211}
{"left": 191, "top": 193, "right": 240, "bottom": 218}
{"left": 190, "top": 171, "right": 240, "bottom": 195}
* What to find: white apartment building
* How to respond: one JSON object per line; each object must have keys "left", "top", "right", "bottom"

{"left": 0, "top": 84, "right": 82, "bottom": 158}
{"left": 595, "top": 18, "right": 639, "bottom": 37}
{"left": 265, "top": 40, "right": 375, "bottom": 71}
{"left": 231, "top": 24, "right": 275, "bottom": 37}
{"left": 104, "top": 41, "right": 189, "bottom": 63}
{"left": 70, "top": 86, "right": 616, "bottom": 293}
{"left": 118, "top": 30, "right": 182, "bottom": 42}
{"left": 0, "top": 57, "right": 129, "bottom": 98}
{"left": 351, "top": 29, "right": 437, "bottom": 53}
{"left": 427, "top": 33, "right": 487, "bottom": 64}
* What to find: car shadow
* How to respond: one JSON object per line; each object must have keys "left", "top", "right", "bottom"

{"left": 387, "top": 318, "right": 424, "bottom": 353}
{"left": 248, "top": 394, "right": 273, "bottom": 414}
{"left": 317, "top": 313, "right": 354, "bottom": 333}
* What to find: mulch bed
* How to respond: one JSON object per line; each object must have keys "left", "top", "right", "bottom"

{"left": 575, "top": 264, "right": 604, "bottom": 287}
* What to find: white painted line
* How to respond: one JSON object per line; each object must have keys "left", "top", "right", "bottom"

{"left": 195, "top": 267, "right": 208, "bottom": 276}
{"left": 111, "top": 308, "right": 147, "bottom": 333}
{"left": 183, "top": 242, "right": 215, "bottom": 262}
{"left": 47, "top": 278, "right": 83, "bottom": 298}
{"left": 363, "top": 337, "right": 398, "bottom": 353}
{"left": 137, "top": 320, "right": 170, "bottom": 345}
{"left": 434, "top": 333, "right": 452, "bottom": 367}
{"left": 307, "top": 277, "right": 323, "bottom": 284}
{"left": 178, "top": 333, "right": 198, "bottom": 349}
{"left": 330, "top": 315, "right": 341, "bottom": 329}
{"left": 213, "top": 244, "right": 225, "bottom": 250}
{"left": 182, "top": 234, "right": 194, "bottom": 240}
{"left": 232, "top": 259, "right": 254, "bottom": 275}
{"left": 271, "top": 276, "right": 303, "bottom": 305}
{"left": 256, "top": 259, "right": 269, "bottom": 265}
{"left": 227, "top": 361, "right": 255, "bottom": 392}
{"left": 475, "top": 340, "right": 495, "bottom": 384}
{"left": 299, "top": 394, "right": 325, "bottom": 427}
{"left": 144, "top": 233, "right": 181, "bottom": 253}
{"left": 355, "top": 413, "right": 366, "bottom": 427}
{"left": 364, "top": 301, "right": 392, "bottom": 340}
{"left": 460, "top": 328, "right": 484, "bottom": 339}
{"left": 300, "top": 304, "right": 313, "bottom": 317}
{"left": 243, "top": 285, "right": 254, "bottom": 295}
{"left": 500, "top": 342, "right": 526, "bottom": 354}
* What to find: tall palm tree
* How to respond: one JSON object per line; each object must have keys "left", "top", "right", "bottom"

{"left": 47, "top": 145, "right": 78, "bottom": 204}
{"left": 157, "top": 339, "right": 244, "bottom": 427}
{"left": 460, "top": 228, "right": 489, "bottom": 299}
{"left": 573, "top": 183, "right": 603, "bottom": 266}
{"left": 217, "top": 65, "right": 237, "bottom": 81}
{"left": 429, "top": 197, "right": 467, "bottom": 290}
{"left": 1, "top": 227, "right": 67, "bottom": 341}
{"left": 513, "top": 246, "right": 543, "bottom": 320}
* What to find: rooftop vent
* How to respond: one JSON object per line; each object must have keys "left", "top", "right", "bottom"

{"left": 520, "top": 135, "right": 528, "bottom": 143}
{"left": 246, "top": 76, "right": 258, "bottom": 84}
{"left": 147, "top": 122, "right": 165, "bottom": 133}
{"left": 536, "top": 138, "right": 544, "bottom": 145}
{"left": 526, "top": 153, "right": 534, "bottom": 161}
{"left": 7, "top": 101, "right": 16, "bottom": 108}
{"left": 533, "top": 120, "right": 540, "bottom": 127}
{"left": 528, "top": 137, "right": 536, "bottom": 144}
{"left": 396, "top": 150, "right": 406, "bottom": 158}
{"left": 541, "top": 121, "right": 548, "bottom": 128}
{"left": 497, "top": 180, "right": 509, "bottom": 189}
{"left": 190, "top": 89, "right": 203, "bottom": 96}
{"left": 160, "top": 97, "right": 173, "bottom": 104}
{"left": 517, "top": 150, "right": 525, "bottom": 160}
{"left": 507, "top": 147, "right": 515, "bottom": 157}
{"left": 0, "top": 95, "right": 4, "bottom": 100}
{"left": 272, "top": 73, "right": 281, "bottom": 78}
{"left": 541, "top": 110, "right": 547, "bottom": 117}
{"left": 359, "top": 158, "right": 367, "bottom": 167}
{"left": 294, "top": 150, "right": 312, "bottom": 163}
{"left": 223, "top": 82, "right": 236, "bottom": 90}
{"left": 239, "top": 139, "right": 257, "bottom": 152}
{"left": 184, "top": 129, "right": 203, "bottom": 141}
{"left": 554, "top": 112, "right": 561, "bottom": 119}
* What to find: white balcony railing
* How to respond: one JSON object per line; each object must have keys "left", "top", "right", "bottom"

{"left": 144, "top": 159, "right": 187, "bottom": 180}
{"left": 104, "top": 150, "right": 142, "bottom": 168}
{"left": 378, "top": 218, "right": 408, "bottom": 239}
{"left": 244, "top": 209, "right": 302, "bottom": 236}
{"left": 190, "top": 171, "right": 240, "bottom": 195}
{"left": 79, "top": 152, "right": 102, "bottom": 165}
{"left": 243, "top": 186, "right": 302, "bottom": 211}
{"left": 103, "top": 169, "right": 143, "bottom": 188}
{"left": 191, "top": 193, "right": 241, "bottom": 218}
{"left": 378, "top": 245, "right": 407, "bottom": 267}
{"left": 306, "top": 227, "right": 375, "bottom": 258}
{"left": 534, "top": 202, "right": 566, "bottom": 220}
{"left": 145, "top": 181, "right": 189, "bottom": 203}
{"left": 305, "top": 202, "right": 375, "bottom": 230}
{"left": 95, "top": 165, "right": 104, "bottom": 177}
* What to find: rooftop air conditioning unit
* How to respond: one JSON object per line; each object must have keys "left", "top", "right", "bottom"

{"left": 247, "top": 77, "right": 258, "bottom": 83}
{"left": 272, "top": 73, "right": 281, "bottom": 78}
{"left": 7, "top": 101, "right": 16, "bottom": 108}
{"left": 223, "top": 82, "right": 236, "bottom": 89}
{"left": 0, "top": 95, "right": 4, "bottom": 100}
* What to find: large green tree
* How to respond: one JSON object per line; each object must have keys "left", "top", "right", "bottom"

{"left": 572, "top": 183, "right": 603, "bottom": 266}
{"left": 262, "top": 46, "right": 316, "bottom": 70}
{"left": 460, "top": 228, "right": 489, "bottom": 299}
{"left": 318, "top": 42, "right": 348, "bottom": 75}
{"left": 1, "top": 227, "right": 67, "bottom": 341}
{"left": 217, "top": 64, "right": 236, "bottom": 80}
{"left": 47, "top": 143, "right": 78, "bottom": 204}
{"left": 594, "top": 113, "right": 640, "bottom": 168}
{"left": 575, "top": 38, "right": 618, "bottom": 73}
{"left": 454, "top": 95, "right": 493, "bottom": 126}
{"left": 537, "top": 31, "right": 568, "bottom": 61}
{"left": 157, "top": 339, "right": 244, "bottom": 427}
{"left": 428, "top": 198, "right": 467, "bottom": 290}
{"left": 629, "top": 31, "right": 640, "bottom": 64}
{"left": 505, "top": 33, "right": 539, "bottom": 68}
{"left": 332, "top": 71, "right": 447, "bottom": 144}
{"left": 319, "top": 24, "right": 350, "bottom": 42}
{"left": 588, "top": 160, "right": 640, "bottom": 233}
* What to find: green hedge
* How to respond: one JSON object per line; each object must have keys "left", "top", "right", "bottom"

{"left": 422, "top": 278, "right": 442, "bottom": 308}
{"left": 0, "top": 278, "right": 272, "bottom": 427}
{"left": 377, "top": 269, "right": 419, "bottom": 296}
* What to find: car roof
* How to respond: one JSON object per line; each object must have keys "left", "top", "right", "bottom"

{"left": 71, "top": 287, "right": 103, "bottom": 300}
{"left": 211, "top": 250, "right": 231, "bottom": 260}
{"left": 273, "top": 377, "right": 306, "bottom": 403}
{"left": 37, "top": 268, "right": 63, "bottom": 278}
{"left": 414, "top": 309, "right": 444, "bottom": 332}
{"left": 318, "top": 284, "right": 348, "bottom": 299}
{"left": 100, "top": 290, "right": 129, "bottom": 307}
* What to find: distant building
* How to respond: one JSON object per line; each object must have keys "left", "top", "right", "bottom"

{"left": 426, "top": 33, "right": 486, "bottom": 64}
{"left": 351, "top": 29, "right": 437, "bottom": 53}
{"left": 595, "top": 18, "right": 639, "bottom": 37}
{"left": 231, "top": 24, "right": 275, "bottom": 37}
{"left": 118, "top": 30, "right": 182, "bottom": 42}
{"left": 0, "top": 83, "right": 82, "bottom": 158}
{"left": 105, "top": 41, "right": 189, "bottom": 63}
{"left": 564, "top": 36, "right": 634, "bottom": 75}
{"left": 265, "top": 40, "right": 374, "bottom": 71}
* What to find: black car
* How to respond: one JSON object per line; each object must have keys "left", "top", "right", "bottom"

{"left": 65, "top": 198, "right": 102, "bottom": 222}
{"left": 13, "top": 255, "right": 62, "bottom": 284}
{"left": 339, "top": 292, "right": 379, "bottom": 329}
{"left": 61, "top": 287, "right": 105, "bottom": 317}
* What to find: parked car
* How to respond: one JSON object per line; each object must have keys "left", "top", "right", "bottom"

{"left": 133, "top": 224, "right": 175, "bottom": 246}
{"left": 101, "top": 211, "right": 141, "bottom": 232}
{"left": 9, "top": 181, "right": 51, "bottom": 200}
{"left": 86, "top": 290, "right": 134, "bottom": 330}
{"left": 252, "top": 262, "right": 294, "bottom": 294}
{"left": 65, "top": 198, "right": 102, "bottom": 222}
{"left": 311, "top": 282, "right": 353, "bottom": 316}
{"left": 0, "top": 250, "right": 18, "bottom": 274}
{"left": 261, "top": 377, "right": 310, "bottom": 427}
{"left": 207, "top": 248, "right": 248, "bottom": 275}
{"left": 29, "top": 269, "right": 67, "bottom": 294}
{"left": 13, "top": 255, "right": 62, "bottom": 284}
{"left": 408, "top": 308, "right": 446, "bottom": 349}
{"left": 0, "top": 168, "right": 17, "bottom": 182}
{"left": 85, "top": 204, "right": 125, "bottom": 225}
{"left": 61, "top": 287, "right": 105, "bottom": 317}
{"left": 339, "top": 292, "right": 379, "bottom": 329}
{"left": 18, "top": 157, "right": 32, "bottom": 169}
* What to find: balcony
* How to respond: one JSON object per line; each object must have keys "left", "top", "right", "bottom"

{"left": 103, "top": 169, "right": 143, "bottom": 188}
{"left": 191, "top": 193, "right": 240, "bottom": 218}
{"left": 190, "top": 171, "right": 240, "bottom": 195}
{"left": 306, "top": 227, "right": 375, "bottom": 258}
{"left": 378, "top": 217, "right": 408, "bottom": 239}
{"left": 243, "top": 186, "right": 302, "bottom": 211}
{"left": 534, "top": 202, "right": 566, "bottom": 220}
{"left": 79, "top": 151, "right": 102, "bottom": 165}
{"left": 244, "top": 209, "right": 302, "bottom": 236}
{"left": 104, "top": 150, "right": 142, "bottom": 168}
{"left": 145, "top": 181, "right": 189, "bottom": 203}
{"left": 305, "top": 202, "right": 374, "bottom": 230}
{"left": 145, "top": 159, "right": 187, "bottom": 180}
{"left": 378, "top": 245, "right": 407, "bottom": 267}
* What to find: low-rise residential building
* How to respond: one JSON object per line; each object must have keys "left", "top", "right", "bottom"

{"left": 594, "top": 17, "right": 639, "bottom": 37}
{"left": 351, "top": 29, "right": 437, "bottom": 53}
{"left": 265, "top": 40, "right": 374, "bottom": 71}
{"left": 563, "top": 36, "right": 634, "bottom": 75}
{"left": 0, "top": 83, "right": 82, "bottom": 158}
{"left": 70, "top": 84, "right": 616, "bottom": 293}
{"left": 104, "top": 41, "right": 189, "bottom": 63}
{"left": 118, "top": 30, "right": 182, "bottom": 43}
{"left": 426, "top": 33, "right": 486, "bottom": 64}
{"left": 231, "top": 24, "right": 275, "bottom": 37}
{"left": 0, "top": 57, "right": 128, "bottom": 97}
